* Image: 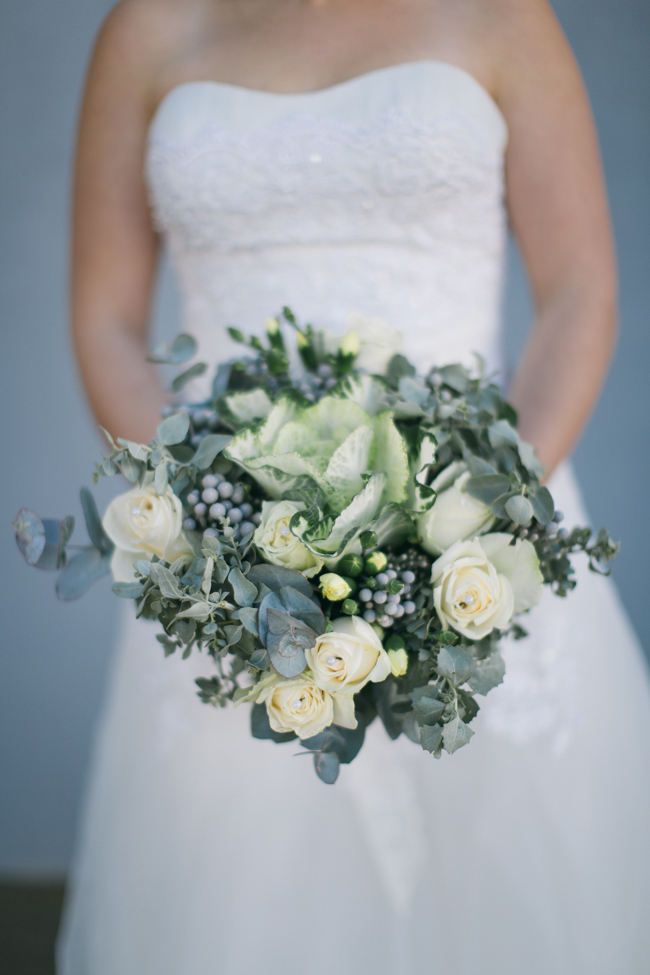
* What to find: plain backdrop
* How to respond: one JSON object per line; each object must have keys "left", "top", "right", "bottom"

{"left": 1, "top": 0, "right": 648, "bottom": 876}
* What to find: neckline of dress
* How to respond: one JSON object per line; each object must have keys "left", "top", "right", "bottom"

{"left": 148, "top": 59, "right": 508, "bottom": 141}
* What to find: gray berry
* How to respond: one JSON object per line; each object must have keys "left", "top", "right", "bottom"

{"left": 202, "top": 474, "right": 218, "bottom": 489}
{"left": 403, "top": 601, "right": 416, "bottom": 615}
{"left": 375, "top": 572, "right": 389, "bottom": 587}
{"left": 240, "top": 503, "right": 253, "bottom": 518}
{"left": 183, "top": 517, "right": 196, "bottom": 531}
{"left": 373, "top": 591, "right": 387, "bottom": 605}
{"left": 194, "top": 502, "right": 207, "bottom": 517}
{"left": 209, "top": 502, "right": 226, "bottom": 520}
{"left": 359, "top": 588, "right": 372, "bottom": 602}
{"left": 218, "top": 481, "right": 234, "bottom": 499}
{"left": 363, "top": 609, "right": 377, "bottom": 623}
{"left": 239, "top": 521, "right": 255, "bottom": 536}
{"left": 231, "top": 485, "right": 245, "bottom": 505}
{"left": 202, "top": 487, "right": 219, "bottom": 504}
{"left": 401, "top": 570, "right": 416, "bottom": 585}
{"left": 228, "top": 508, "right": 243, "bottom": 524}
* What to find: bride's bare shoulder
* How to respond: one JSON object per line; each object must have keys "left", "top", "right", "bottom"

{"left": 90, "top": 0, "right": 212, "bottom": 109}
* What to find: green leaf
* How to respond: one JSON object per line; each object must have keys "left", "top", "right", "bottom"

{"left": 505, "top": 494, "right": 534, "bottom": 527}
{"left": 437, "top": 645, "right": 475, "bottom": 685}
{"left": 13, "top": 510, "right": 72, "bottom": 571}
{"left": 413, "top": 694, "right": 446, "bottom": 725}
{"left": 148, "top": 333, "right": 197, "bottom": 365}
{"left": 258, "top": 587, "right": 324, "bottom": 653}
{"left": 154, "top": 462, "right": 168, "bottom": 494}
{"left": 531, "top": 486, "right": 555, "bottom": 526}
{"left": 234, "top": 606, "right": 258, "bottom": 635}
{"left": 171, "top": 361, "right": 208, "bottom": 393}
{"left": 112, "top": 581, "right": 144, "bottom": 599}
{"left": 468, "top": 651, "right": 506, "bottom": 695}
{"left": 313, "top": 750, "right": 340, "bottom": 784}
{"left": 419, "top": 723, "right": 444, "bottom": 754}
{"left": 464, "top": 474, "right": 512, "bottom": 506}
{"left": 228, "top": 566, "right": 258, "bottom": 607}
{"left": 156, "top": 412, "right": 190, "bottom": 446}
{"left": 56, "top": 547, "right": 111, "bottom": 600}
{"left": 191, "top": 434, "right": 231, "bottom": 471}
{"left": 247, "top": 563, "right": 313, "bottom": 598}
{"left": 80, "top": 487, "right": 113, "bottom": 554}
{"left": 442, "top": 716, "right": 474, "bottom": 754}
{"left": 488, "top": 419, "right": 519, "bottom": 449}
{"left": 264, "top": 608, "right": 317, "bottom": 678}
{"left": 149, "top": 563, "right": 183, "bottom": 599}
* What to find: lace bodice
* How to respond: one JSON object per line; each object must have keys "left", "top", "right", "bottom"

{"left": 146, "top": 60, "right": 508, "bottom": 371}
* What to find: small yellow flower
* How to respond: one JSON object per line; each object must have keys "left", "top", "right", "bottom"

{"left": 265, "top": 317, "right": 280, "bottom": 336}
{"left": 339, "top": 331, "right": 361, "bottom": 357}
{"left": 319, "top": 572, "right": 352, "bottom": 602}
{"left": 387, "top": 647, "right": 409, "bottom": 677}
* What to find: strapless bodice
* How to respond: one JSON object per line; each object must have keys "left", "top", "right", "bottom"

{"left": 145, "top": 61, "right": 508, "bottom": 371}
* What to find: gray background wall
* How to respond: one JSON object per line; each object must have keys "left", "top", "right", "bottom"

{"left": 1, "top": 1, "right": 648, "bottom": 876}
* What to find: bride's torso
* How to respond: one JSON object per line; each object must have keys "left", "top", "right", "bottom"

{"left": 145, "top": 61, "right": 508, "bottom": 371}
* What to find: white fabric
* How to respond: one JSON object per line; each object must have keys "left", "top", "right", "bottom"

{"left": 58, "top": 61, "right": 650, "bottom": 975}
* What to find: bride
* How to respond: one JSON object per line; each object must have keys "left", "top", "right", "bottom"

{"left": 59, "top": 1, "right": 650, "bottom": 972}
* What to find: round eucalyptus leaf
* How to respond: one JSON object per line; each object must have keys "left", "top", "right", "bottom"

{"left": 313, "top": 750, "right": 340, "bottom": 785}
{"left": 13, "top": 508, "right": 46, "bottom": 566}
{"left": 505, "top": 494, "right": 534, "bottom": 527}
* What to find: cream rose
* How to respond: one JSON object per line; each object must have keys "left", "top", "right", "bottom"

{"left": 253, "top": 500, "right": 323, "bottom": 577}
{"left": 305, "top": 616, "right": 392, "bottom": 723}
{"left": 256, "top": 674, "right": 344, "bottom": 740}
{"left": 418, "top": 462, "right": 495, "bottom": 555}
{"left": 103, "top": 485, "right": 193, "bottom": 582}
{"left": 432, "top": 533, "right": 543, "bottom": 640}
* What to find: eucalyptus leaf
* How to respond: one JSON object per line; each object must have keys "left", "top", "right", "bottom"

{"left": 154, "top": 462, "right": 168, "bottom": 493}
{"left": 149, "top": 563, "right": 184, "bottom": 599}
{"left": 313, "top": 750, "right": 340, "bottom": 785}
{"left": 505, "top": 494, "right": 534, "bottom": 527}
{"left": 437, "top": 645, "right": 475, "bottom": 685}
{"left": 531, "top": 487, "right": 555, "bottom": 526}
{"left": 468, "top": 651, "right": 506, "bottom": 695}
{"left": 464, "top": 474, "right": 512, "bottom": 507}
{"left": 171, "top": 361, "right": 208, "bottom": 393}
{"left": 80, "top": 488, "right": 113, "bottom": 554}
{"left": 56, "top": 547, "right": 111, "bottom": 600}
{"left": 112, "top": 581, "right": 144, "bottom": 599}
{"left": 156, "top": 412, "right": 190, "bottom": 447}
{"left": 442, "top": 716, "right": 475, "bottom": 754}
{"left": 247, "top": 564, "right": 313, "bottom": 597}
{"left": 419, "top": 723, "right": 444, "bottom": 754}
{"left": 192, "top": 434, "right": 232, "bottom": 471}
{"left": 148, "top": 333, "right": 197, "bottom": 365}
{"left": 228, "top": 566, "right": 258, "bottom": 607}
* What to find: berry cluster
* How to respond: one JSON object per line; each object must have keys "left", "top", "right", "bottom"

{"left": 325, "top": 547, "right": 432, "bottom": 632}
{"left": 183, "top": 473, "right": 261, "bottom": 543}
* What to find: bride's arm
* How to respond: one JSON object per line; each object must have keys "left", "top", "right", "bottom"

{"left": 495, "top": 0, "right": 618, "bottom": 477}
{"left": 71, "top": 3, "right": 172, "bottom": 444}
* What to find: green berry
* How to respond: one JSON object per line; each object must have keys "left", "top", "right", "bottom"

{"left": 341, "top": 599, "right": 359, "bottom": 616}
{"left": 337, "top": 553, "right": 364, "bottom": 578}
{"left": 364, "top": 551, "right": 388, "bottom": 575}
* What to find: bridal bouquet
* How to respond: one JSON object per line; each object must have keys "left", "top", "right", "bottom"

{"left": 14, "top": 309, "right": 618, "bottom": 783}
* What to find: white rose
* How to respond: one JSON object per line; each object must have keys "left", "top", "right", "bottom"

{"left": 343, "top": 315, "right": 403, "bottom": 374}
{"left": 256, "top": 674, "right": 339, "bottom": 740}
{"left": 418, "top": 462, "right": 495, "bottom": 555}
{"left": 253, "top": 500, "right": 323, "bottom": 577}
{"left": 103, "top": 485, "right": 193, "bottom": 582}
{"left": 432, "top": 533, "right": 543, "bottom": 640}
{"left": 305, "top": 616, "right": 392, "bottom": 728}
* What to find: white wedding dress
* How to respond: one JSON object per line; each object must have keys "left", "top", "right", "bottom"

{"left": 57, "top": 62, "right": 650, "bottom": 974}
